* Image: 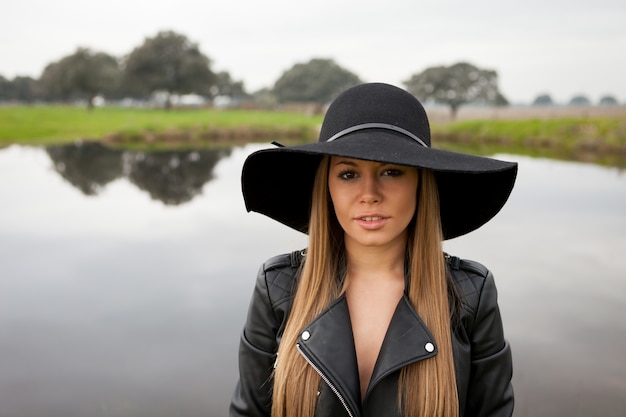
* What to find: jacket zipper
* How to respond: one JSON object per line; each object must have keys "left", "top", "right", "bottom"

{"left": 296, "top": 343, "right": 355, "bottom": 417}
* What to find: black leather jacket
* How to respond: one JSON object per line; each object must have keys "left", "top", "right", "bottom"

{"left": 230, "top": 250, "right": 514, "bottom": 417}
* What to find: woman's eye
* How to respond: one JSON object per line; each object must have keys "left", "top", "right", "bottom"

{"left": 382, "top": 168, "right": 403, "bottom": 177}
{"left": 338, "top": 170, "right": 357, "bottom": 180}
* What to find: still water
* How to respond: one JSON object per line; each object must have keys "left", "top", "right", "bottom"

{"left": 0, "top": 143, "right": 625, "bottom": 417}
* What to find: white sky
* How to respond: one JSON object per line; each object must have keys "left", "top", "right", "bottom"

{"left": 2, "top": 0, "right": 625, "bottom": 104}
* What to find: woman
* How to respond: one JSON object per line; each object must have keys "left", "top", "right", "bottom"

{"left": 231, "top": 83, "right": 517, "bottom": 417}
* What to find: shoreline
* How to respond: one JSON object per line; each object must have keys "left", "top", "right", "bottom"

{"left": 1, "top": 105, "right": 624, "bottom": 166}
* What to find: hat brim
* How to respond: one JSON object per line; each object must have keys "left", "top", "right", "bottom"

{"left": 242, "top": 129, "right": 517, "bottom": 240}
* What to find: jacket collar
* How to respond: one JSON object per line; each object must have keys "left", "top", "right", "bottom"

{"left": 297, "top": 294, "right": 437, "bottom": 416}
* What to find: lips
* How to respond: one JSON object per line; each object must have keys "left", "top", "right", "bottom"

{"left": 355, "top": 214, "right": 388, "bottom": 230}
{"left": 360, "top": 216, "right": 384, "bottom": 221}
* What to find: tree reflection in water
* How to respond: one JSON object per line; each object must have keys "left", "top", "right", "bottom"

{"left": 46, "top": 142, "right": 231, "bottom": 204}
{"left": 47, "top": 142, "right": 124, "bottom": 195}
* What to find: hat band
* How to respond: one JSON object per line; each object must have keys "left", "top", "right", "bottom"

{"left": 325, "top": 123, "right": 429, "bottom": 147}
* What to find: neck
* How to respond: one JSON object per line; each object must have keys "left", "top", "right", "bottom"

{"left": 344, "top": 236, "right": 407, "bottom": 283}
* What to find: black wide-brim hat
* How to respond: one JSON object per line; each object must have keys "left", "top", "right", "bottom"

{"left": 242, "top": 83, "right": 517, "bottom": 240}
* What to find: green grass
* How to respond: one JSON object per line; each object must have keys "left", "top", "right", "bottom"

{"left": 431, "top": 118, "right": 626, "bottom": 148}
{"left": 430, "top": 117, "right": 626, "bottom": 167}
{"left": 0, "top": 105, "right": 323, "bottom": 145}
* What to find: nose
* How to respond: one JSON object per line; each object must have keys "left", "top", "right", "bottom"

{"left": 360, "top": 174, "right": 381, "bottom": 204}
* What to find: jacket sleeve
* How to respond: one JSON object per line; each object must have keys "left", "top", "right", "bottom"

{"left": 464, "top": 270, "right": 514, "bottom": 417}
{"left": 229, "top": 264, "right": 280, "bottom": 417}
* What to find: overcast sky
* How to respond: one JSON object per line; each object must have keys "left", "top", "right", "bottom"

{"left": 2, "top": 0, "right": 625, "bottom": 104}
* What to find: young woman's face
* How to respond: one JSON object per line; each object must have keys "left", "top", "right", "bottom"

{"left": 328, "top": 156, "right": 419, "bottom": 251}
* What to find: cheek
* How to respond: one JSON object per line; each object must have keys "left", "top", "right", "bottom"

{"left": 328, "top": 182, "right": 355, "bottom": 227}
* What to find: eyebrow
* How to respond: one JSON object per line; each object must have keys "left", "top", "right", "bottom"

{"left": 332, "top": 160, "right": 358, "bottom": 167}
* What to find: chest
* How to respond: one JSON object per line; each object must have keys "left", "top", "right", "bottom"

{"left": 346, "top": 283, "right": 404, "bottom": 398}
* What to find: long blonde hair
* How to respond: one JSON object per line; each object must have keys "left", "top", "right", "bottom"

{"left": 271, "top": 156, "right": 458, "bottom": 417}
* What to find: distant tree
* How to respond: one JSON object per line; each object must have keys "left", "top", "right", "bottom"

{"left": 0, "top": 75, "right": 40, "bottom": 103}
{"left": 599, "top": 95, "right": 618, "bottom": 106}
{"left": 404, "top": 62, "right": 505, "bottom": 119}
{"left": 0, "top": 75, "right": 11, "bottom": 101}
{"left": 495, "top": 92, "right": 509, "bottom": 107}
{"left": 123, "top": 31, "right": 215, "bottom": 108}
{"left": 39, "top": 48, "right": 120, "bottom": 109}
{"left": 211, "top": 71, "right": 248, "bottom": 99}
{"left": 252, "top": 87, "right": 278, "bottom": 109}
{"left": 12, "top": 76, "right": 40, "bottom": 103}
{"left": 273, "top": 58, "right": 361, "bottom": 104}
{"left": 569, "top": 95, "right": 591, "bottom": 106}
{"left": 532, "top": 93, "right": 554, "bottom": 106}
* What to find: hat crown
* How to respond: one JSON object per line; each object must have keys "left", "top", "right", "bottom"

{"left": 319, "top": 83, "right": 431, "bottom": 146}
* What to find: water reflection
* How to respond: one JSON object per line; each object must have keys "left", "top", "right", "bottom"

{"left": 0, "top": 144, "right": 625, "bottom": 417}
{"left": 47, "top": 142, "right": 124, "bottom": 195}
{"left": 46, "top": 142, "right": 231, "bottom": 205}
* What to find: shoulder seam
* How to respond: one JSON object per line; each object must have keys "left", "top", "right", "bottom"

{"left": 264, "top": 249, "right": 305, "bottom": 271}
{"left": 447, "top": 255, "right": 489, "bottom": 277}
{"left": 459, "top": 259, "right": 489, "bottom": 277}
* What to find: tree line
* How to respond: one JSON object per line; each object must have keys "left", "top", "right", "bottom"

{"left": 0, "top": 31, "right": 239, "bottom": 110}
{"left": 0, "top": 30, "right": 621, "bottom": 117}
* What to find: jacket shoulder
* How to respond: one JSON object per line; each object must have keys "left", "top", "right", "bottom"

{"left": 259, "top": 250, "right": 304, "bottom": 308}
{"left": 446, "top": 254, "right": 492, "bottom": 314}
{"left": 263, "top": 249, "right": 305, "bottom": 272}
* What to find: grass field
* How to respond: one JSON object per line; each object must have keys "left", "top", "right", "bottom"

{"left": 1, "top": 105, "right": 625, "bottom": 165}
{"left": 0, "top": 106, "right": 323, "bottom": 146}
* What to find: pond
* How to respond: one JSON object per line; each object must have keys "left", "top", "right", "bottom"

{"left": 0, "top": 142, "right": 625, "bottom": 417}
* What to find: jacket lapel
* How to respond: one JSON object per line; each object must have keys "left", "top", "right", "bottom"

{"left": 298, "top": 293, "right": 438, "bottom": 416}
{"left": 297, "top": 295, "right": 361, "bottom": 416}
{"left": 366, "top": 294, "right": 438, "bottom": 398}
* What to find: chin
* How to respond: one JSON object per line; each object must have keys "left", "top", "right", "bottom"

{"left": 345, "top": 228, "right": 407, "bottom": 249}
{"left": 351, "top": 235, "right": 395, "bottom": 248}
